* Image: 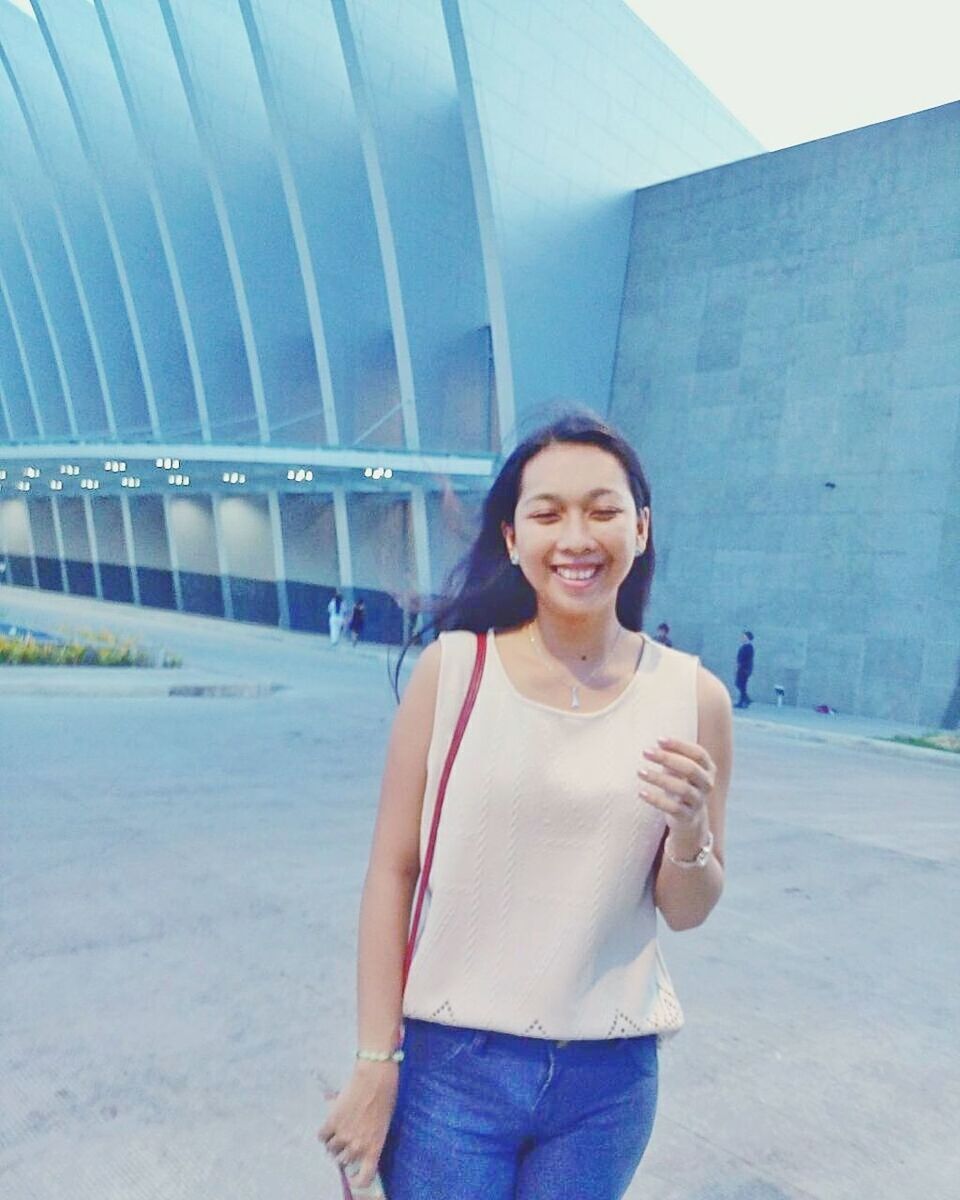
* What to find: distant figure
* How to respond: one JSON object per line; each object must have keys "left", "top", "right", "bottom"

{"left": 349, "top": 597, "right": 366, "bottom": 646}
{"left": 654, "top": 622, "right": 672, "bottom": 647}
{"left": 734, "top": 631, "right": 754, "bottom": 709}
{"left": 327, "top": 591, "right": 344, "bottom": 646}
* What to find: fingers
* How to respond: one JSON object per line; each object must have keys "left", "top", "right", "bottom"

{"left": 637, "top": 776, "right": 698, "bottom": 821}
{"left": 318, "top": 1122, "right": 382, "bottom": 1190}
{"left": 655, "top": 735, "right": 712, "bottom": 770}
{"left": 352, "top": 1158, "right": 381, "bottom": 1190}
{"left": 642, "top": 741, "right": 715, "bottom": 791}
{"left": 638, "top": 741, "right": 715, "bottom": 822}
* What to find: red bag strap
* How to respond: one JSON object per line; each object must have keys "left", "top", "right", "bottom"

{"left": 401, "top": 631, "right": 487, "bottom": 991}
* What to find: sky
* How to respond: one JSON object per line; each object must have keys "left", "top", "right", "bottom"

{"left": 5, "top": 0, "right": 958, "bottom": 151}
{"left": 624, "top": 0, "right": 960, "bottom": 149}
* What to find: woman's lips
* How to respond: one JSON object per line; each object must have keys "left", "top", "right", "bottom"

{"left": 551, "top": 564, "right": 603, "bottom": 589}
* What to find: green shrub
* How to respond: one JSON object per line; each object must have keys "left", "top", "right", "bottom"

{"left": 889, "top": 732, "right": 960, "bottom": 755}
{"left": 0, "top": 630, "right": 180, "bottom": 668}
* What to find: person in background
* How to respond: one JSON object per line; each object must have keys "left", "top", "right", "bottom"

{"left": 654, "top": 622, "right": 672, "bottom": 647}
{"left": 734, "top": 631, "right": 754, "bottom": 708}
{"left": 328, "top": 591, "right": 345, "bottom": 647}
{"left": 350, "top": 597, "right": 366, "bottom": 646}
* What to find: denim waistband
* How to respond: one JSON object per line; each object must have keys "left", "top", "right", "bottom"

{"left": 403, "top": 1017, "right": 655, "bottom": 1059}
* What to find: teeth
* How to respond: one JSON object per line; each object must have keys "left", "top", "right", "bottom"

{"left": 556, "top": 566, "right": 599, "bottom": 581}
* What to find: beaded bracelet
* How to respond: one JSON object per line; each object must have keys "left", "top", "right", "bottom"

{"left": 356, "top": 1048, "right": 405, "bottom": 1064}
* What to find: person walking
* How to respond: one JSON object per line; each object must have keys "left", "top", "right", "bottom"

{"left": 319, "top": 413, "right": 732, "bottom": 1199}
{"left": 328, "top": 591, "right": 345, "bottom": 647}
{"left": 734, "top": 631, "right": 754, "bottom": 708}
{"left": 349, "top": 597, "right": 366, "bottom": 646}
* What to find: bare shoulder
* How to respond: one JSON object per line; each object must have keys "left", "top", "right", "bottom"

{"left": 399, "top": 638, "right": 442, "bottom": 712}
{"left": 697, "top": 663, "right": 732, "bottom": 717}
{"left": 696, "top": 664, "right": 733, "bottom": 766}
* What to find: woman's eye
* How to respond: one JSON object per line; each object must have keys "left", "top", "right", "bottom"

{"left": 531, "top": 512, "right": 558, "bottom": 521}
{"left": 593, "top": 509, "right": 621, "bottom": 519}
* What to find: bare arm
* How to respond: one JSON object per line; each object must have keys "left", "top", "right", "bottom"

{"left": 650, "top": 665, "right": 732, "bottom": 931}
{"left": 319, "top": 639, "right": 441, "bottom": 1186}
{"left": 356, "top": 639, "right": 442, "bottom": 1050}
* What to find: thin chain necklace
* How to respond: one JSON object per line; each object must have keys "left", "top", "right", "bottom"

{"left": 527, "top": 620, "right": 625, "bottom": 710}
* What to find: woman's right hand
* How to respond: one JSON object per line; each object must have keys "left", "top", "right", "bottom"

{"left": 318, "top": 1062, "right": 399, "bottom": 1190}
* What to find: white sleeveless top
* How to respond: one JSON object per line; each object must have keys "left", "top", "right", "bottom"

{"left": 402, "top": 629, "right": 700, "bottom": 1041}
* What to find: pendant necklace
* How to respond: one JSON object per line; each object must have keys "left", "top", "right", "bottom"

{"left": 527, "top": 620, "right": 626, "bottom": 709}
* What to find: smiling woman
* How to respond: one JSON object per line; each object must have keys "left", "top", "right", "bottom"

{"left": 320, "top": 411, "right": 733, "bottom": 1199}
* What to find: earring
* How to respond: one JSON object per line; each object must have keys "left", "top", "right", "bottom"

{"left": 509, "top": 549, "right": 520, "bottom": 566}
{"left": 635, "top": 544, "right": 644, "bottom": 557}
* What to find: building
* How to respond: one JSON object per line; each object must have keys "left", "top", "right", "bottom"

{"left": 0, "top": 0, "right": 760, "bottom": 643}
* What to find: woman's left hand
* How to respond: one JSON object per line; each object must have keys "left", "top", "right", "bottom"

{"left": 637, "top": 736, "right": 717, "bottom": 834}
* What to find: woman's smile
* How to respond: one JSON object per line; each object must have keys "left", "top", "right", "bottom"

{"left": 551, "top": 562, "right": 604, "bottom": 589}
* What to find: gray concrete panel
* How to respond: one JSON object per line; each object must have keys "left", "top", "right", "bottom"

{"left": 89, "top": 496, "right": 129, "bottom": 566}
{"left": 217, "top": 494, "right": 275, "bottom": 583}
{"left": 347, "top": 491, "right": 415, "bottom": 601}
{"left": 278, "top": 493, "right": 339, "bottom": 587}
{"left": 127, "top": 494, "right": 173, "bottom": 572}
{"left": 612, "top": 103, "right": 960, "bottom": 724}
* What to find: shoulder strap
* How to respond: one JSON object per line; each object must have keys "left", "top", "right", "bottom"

{"left": 401, "top": 631, "right": 487, "bottom": 991}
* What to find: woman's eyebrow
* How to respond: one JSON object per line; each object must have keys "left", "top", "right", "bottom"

{"left": 523, "top": 488, "right": 622, "bottom": 505}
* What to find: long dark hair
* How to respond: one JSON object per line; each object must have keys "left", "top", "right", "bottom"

{"left": 391, "top": 412, "right": 655, "bottom": 695}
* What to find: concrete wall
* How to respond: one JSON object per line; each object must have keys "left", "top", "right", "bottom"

{"left": 611, "top": 102, "right": 960, "bottom": 726}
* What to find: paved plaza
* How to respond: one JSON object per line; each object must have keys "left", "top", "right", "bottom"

{"left": 1, "top": 589, "right": 958, "bottom": 1200}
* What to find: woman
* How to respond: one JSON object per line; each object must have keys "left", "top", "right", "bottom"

{"left": 320, "top": 413, "right": 732, "bottom": 1198}
{"left": 328, "top": 591, "right": 345, "bottom": 647}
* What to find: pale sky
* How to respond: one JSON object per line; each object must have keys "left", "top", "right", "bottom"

{"left": 6, "top": 0, "right": 958, "bottom": 151}
{"left": 624, "top": 0, "right": 960, "bottom": 149}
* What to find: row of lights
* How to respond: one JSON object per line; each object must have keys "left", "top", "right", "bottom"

{"left": 121, "top": 477, "right": 142, "bottom": 488}
{"left": 4, "top": 461, "right": 402, "bottom": 490}
{"left": 80, "top": 479, "right": 100, "bottom": 490}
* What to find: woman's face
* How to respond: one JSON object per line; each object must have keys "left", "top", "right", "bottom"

{"left": 502, "top": 442, "right": 649, "bottom": 620}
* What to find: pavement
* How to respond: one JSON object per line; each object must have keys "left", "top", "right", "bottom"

{"left": 1, "top": 585, "right": 958, "bottom": 1200}
{"left": 2, "top": 585, "right": 956, "bottom": 764}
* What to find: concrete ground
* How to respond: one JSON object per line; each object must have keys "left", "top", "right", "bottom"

{"left": 1, "top": 586, "right": 958, "bottom": 1200}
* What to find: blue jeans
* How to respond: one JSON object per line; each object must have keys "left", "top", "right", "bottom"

{"left": 379, "top": 1019, "right": 658, "bottom": 1199}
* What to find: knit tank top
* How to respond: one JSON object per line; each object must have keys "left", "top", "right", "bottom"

{"left": 402, "top": 629, "right": 701, "bottom": 1041}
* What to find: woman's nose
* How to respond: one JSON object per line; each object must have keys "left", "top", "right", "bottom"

{"left": 555, "top": 516, "right": 594, "bottom": 551}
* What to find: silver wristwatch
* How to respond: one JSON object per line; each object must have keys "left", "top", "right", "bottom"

{"left": 665, "top": 829, "right": 714, "bottom": 869}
